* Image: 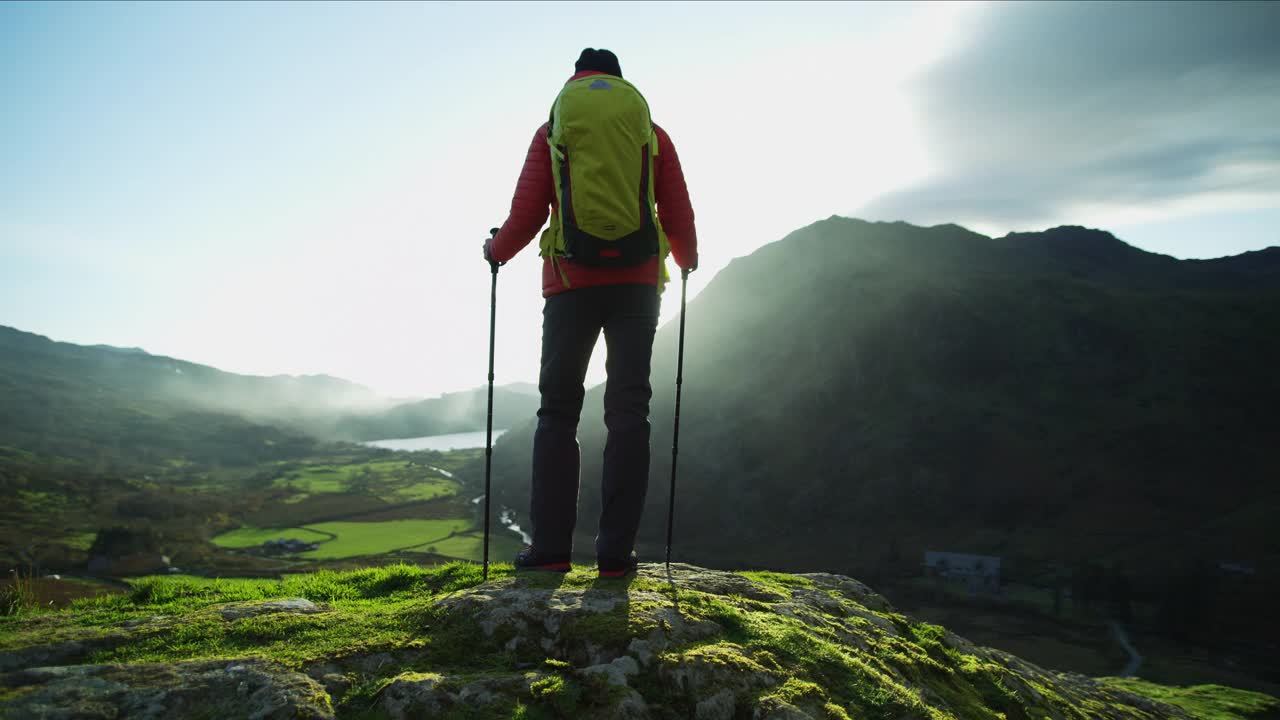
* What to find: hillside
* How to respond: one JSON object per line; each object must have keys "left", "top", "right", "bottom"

{"left": 0, "top": 326, "right": 541, "bottom": 578}
{"left": 6, "top": 562, "right": 1274, "bottom": 718}
{"left": 0, "top": 325, "right": 538, "bottom": 452}
{"left": 487, "top": 217, "right": 1280, "bottom": 654}
{"left": 330, "top": 385, "right": 540, "bottom": 442}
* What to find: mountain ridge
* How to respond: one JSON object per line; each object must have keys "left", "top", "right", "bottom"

{"left": 0, "top": 324, "right": 540, "bottom": 453}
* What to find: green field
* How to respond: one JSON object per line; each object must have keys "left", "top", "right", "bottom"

{"left": 381, "top": 478, "right": 457, "bottom": 502}
{"left": 409, "top": 531, "right": 525, "bottom": 563}
{"left": 16, "top": 490, "right": 67, "bottom": 514}
{"left": 61, "top": 532, "right": 98, "bottom": 551}
{"left": 271, "top": 460, "right": 458, "bottom": 504}
{"left": 296, "top": 519, "right": 472, "bottom": 559}
{"left": 210, "top": 519, "right": 519, "bottom": 561}
{"left": 211, "top": 526, "right": 334, "bottom": 549}
{"left": 209, "top": 517, "right": 524, "bottom": 563}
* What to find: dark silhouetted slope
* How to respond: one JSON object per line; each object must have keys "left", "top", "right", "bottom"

{"left": 489, "top": 216, "right": 1280, "bottom": 594}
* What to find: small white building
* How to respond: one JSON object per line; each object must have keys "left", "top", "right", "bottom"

{"left": 923, "top": 551, "right": 1002, "bottom": 593}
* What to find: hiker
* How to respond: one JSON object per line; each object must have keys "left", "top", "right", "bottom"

{"left": 484, "top": 48, "right": 698, "bottom": 578}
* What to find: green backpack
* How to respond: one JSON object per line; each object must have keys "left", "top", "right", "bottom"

{"left": 538, "top": 74, "right": 670, "bottom": 288}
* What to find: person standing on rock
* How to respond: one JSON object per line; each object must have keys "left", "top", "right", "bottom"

{"left": 484, "top": 48, "right": 698, "bottom": 578}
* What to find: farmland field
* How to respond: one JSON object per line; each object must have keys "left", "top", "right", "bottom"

{"left": 270, "top": 460, "right": 458, "bottom": 504}
{"left": 209, "top": 519, "right": 527, "bottom": 562}
{"left": 407, "top": 530, "right": 525, "bottom": 563}
{"left": 63, "top": 532, "right": 98, "bottom": 551}
{"left": 294, "top": 519, "right": 472, "bottom": 559}
{"left": 382, "top": 478, "right": 457, "bottom": 502}
{"left": 211, "top": 526, "right": 334, "bottom": 549}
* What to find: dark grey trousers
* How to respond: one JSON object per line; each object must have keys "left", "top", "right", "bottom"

{"left": 531, "top": 283, "right": 660, "bottom": 561}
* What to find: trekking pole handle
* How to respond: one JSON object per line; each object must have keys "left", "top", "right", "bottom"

{"left": 487, "top": 228, "right": 503, "bottom": 273}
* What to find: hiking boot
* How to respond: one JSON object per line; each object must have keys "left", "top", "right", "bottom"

{"left": 597, "top": 552, "right": 638, "bottom": 579}
{"left": 514, "top": 547, "right": 571, "bottom": 573}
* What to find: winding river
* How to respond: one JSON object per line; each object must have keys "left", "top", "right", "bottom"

{"left": 363, "top": 429, "right": 528, "bottom": 545}
{"left": 471, "top": 494, "right": 531, "bottom": 545}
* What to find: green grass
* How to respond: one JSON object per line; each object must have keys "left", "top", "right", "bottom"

{"left": 271, "top": 460, "right": 459, "bottom": 504}
{"left": 737, "top": 570, "right": 815, "bottom": 593}
{"left": 297, "top": 519, "right": 472, "bottom": 559}
{"left": 411, "top": 531, "right": 525, "bottom": 562}
{"left": 210, "top": 526, "right": 333, "bottom": 549}
{"left": 377, "top": 477, "right": 457, "bottom": 503}
{"left": 0, "top": 563, "right": 499, "bottom": 665}
{"left": 1102, "top": 678, "right": 1280, "bottom": 720}
{"left": 213, "top": 520, "right": 477, "bottom": 559}
{"left": 15, "top": 489, "right": 67, "bottom": 514}
{"left": 0, "top": 570, "right": 39, "bottom": 616}
{"left": 0, "top": 561, "right": 656, "bottom": 682}
{"left": 416, "top": 447, "right": 482, "bottom": 477}
{"left": 61, "top": 532, "right": 98, "bottom": 551}
{"left": 3, "top": 561, "right": 1274, "bottom": 720}
{"left": 273, "top": 465, "right": 352, "bottom": 494}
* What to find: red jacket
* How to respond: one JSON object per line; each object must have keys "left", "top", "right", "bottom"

{"left": 490, "top": 71, "right": 698, "bottom": 297}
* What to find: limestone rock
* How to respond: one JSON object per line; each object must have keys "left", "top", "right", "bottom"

{"left": 378, "top": 671, "right": 541, "bottom": 719}
{"left": 0, "top": 640, "right": 96, "bottom": 674}
{"left": 0, "top": 659, "right": 333, "bottom": 719}
{"left": 580, "top": 654, "right": 640, "bottom": 687}
{"left": 215, "top": 597, "right": 326, "bottom": 621}
{"left": 753, "top": 696, "right": 816, "bottom": 719}
{"left": 696, "top": 688, "right": 739, "bottom": 720}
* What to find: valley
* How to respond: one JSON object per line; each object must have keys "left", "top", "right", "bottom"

{"left": 1, "top": 442, "right": 525, "bottom": 602}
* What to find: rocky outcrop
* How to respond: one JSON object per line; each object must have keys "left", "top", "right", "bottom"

{"left": 0, "top": 565, "right": 1206, "bottom": 719}
{"left": 1, "top": 659, "right": 332, "bottom": 719}
{"left": 354, "top": 564, "right": 1192, "bottom": 720}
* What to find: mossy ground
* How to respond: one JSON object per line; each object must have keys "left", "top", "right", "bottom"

{"left": 2, "top": 562, "right": 1276, "bottom": 719}
{"left": 1102, "top": 678, "right": 1280, "bottom": 720}
{"left": 668, "top": 581, "right": 1011, "bottom": 719}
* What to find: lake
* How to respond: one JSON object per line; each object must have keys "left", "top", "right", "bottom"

{"left": 362, "top": 429, "right": 508, "bottom": 452}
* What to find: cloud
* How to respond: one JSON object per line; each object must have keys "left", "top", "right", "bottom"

{"left": 859, "top": 1, "right": 1280, "bottom": 230}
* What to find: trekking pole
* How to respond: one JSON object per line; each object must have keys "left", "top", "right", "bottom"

{"left": 483, "top": 228, "right": 500, "bottom": 581}
{"left": 665, "top": 268, "right": 691, "bottom": 572}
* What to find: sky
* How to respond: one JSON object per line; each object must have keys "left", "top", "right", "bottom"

{"left": 2, "top": 1, "right": 1277, "bottom": 400}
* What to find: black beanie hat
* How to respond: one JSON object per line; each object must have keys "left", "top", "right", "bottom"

{"left": 574, "top": 48, "right": 622, "bottom": 77}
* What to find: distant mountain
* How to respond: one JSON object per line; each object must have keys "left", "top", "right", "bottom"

{"left": 0, "top": 326, "right": 389, "bottom": 416}
{"left": 0, "top": 326, "right": 540, "bottom": 458}
{"left": 500, "top": 381, "right": 541, "bottom": 398}
{"left": 328, "top": 386, "right": 540, "bottom": 441}
{"left": 489, "top": 218, "right": 1280, "bottom": 589}
{"left": 0, "top": 327, "right": 326, "bottom": 466}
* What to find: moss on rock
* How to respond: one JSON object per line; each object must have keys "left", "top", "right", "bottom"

{"left": 0, "top": 561, "right": 1260, "bottom": 719}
